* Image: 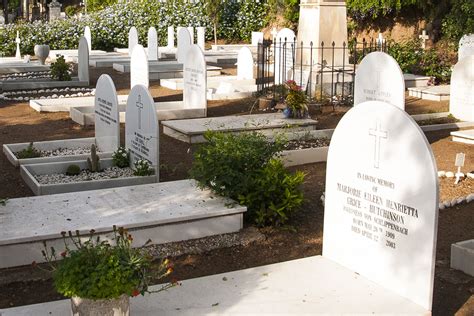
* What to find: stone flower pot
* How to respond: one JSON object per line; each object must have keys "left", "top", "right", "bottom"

{"left": 34, "top": 44, "right": 50, "bottom": 65}
{"left": 71, "top": 295, "right": 130, "bottom": 316}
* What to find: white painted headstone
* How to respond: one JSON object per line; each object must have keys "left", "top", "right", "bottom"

{"left": 167, "top": 26, "right": 174, "bottom": 48}
{"left": 187, "top": 26, "right": 194, "bottom": 43}
{"left": 125, "top": 84, "right": 159, "bottom": 169}
{"left": 458, "top": 34, "right": 474, "bottom": 61}
{"left": 251, "top": 32, "right": 264, "bottom": 46}
{"left": 354, "top": 52, "right": 405, "bottom": 110}
{"left": 274, "top": 28, "right": 296, "bottom": 84}
{"left": 237, "top": 47, "right": 254, "bottom": 80}
{"left": 128, "top": 26, "right": 139, "bottom": 57}
{"left": 197, "top": 27, "right": 205, "bottom": 51}
{"left": 84, "top": 26, "right": 92, "bottom": 53}
{"left": 177, "top": 28, "right": 192, "bottom": 64}
{"left": 324, "top": 100, "right": 438, "bottom": 311}
{"left": 15, "top": 31, "right": 21, "bottom": 59}
{"left": 130, "top": 45, "right": 149, "bottom": 89}
{"left": 184, "top": 44, "right": 207, "bottom": 111}
{"left": 94, "top": 74, "right": 120, "bottom": 153}
{"left": 78, "top": 37, "right": 89, "bottom": 84}
{"left": 450, "top": 55, "right": 474, "bottom": 121}
{"left": 147, "top": 27, "right": 158, "bottom": 61}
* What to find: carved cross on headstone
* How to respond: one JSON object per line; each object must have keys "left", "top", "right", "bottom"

{"left": 419, "top": 30, "right": 429, "bottom": 49}
{"left": 15, "top": 31, "right": 21, "bottom": 59}
{"left": 369, "top": 121, "right": 388, "bottom": 169}
{"left": 135, "top": 94, "right": 144, "bottom": 130}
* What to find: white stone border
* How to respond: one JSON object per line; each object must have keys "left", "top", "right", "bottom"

{"left": 0, "top": 87, "right": 95, "bottom": 102}
{"left": 437, "top": 170, "right": 474, "bottom": 209}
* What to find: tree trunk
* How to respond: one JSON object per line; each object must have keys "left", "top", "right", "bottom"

{"left": 213, "top": 20, "right": 217, "bottom": 46}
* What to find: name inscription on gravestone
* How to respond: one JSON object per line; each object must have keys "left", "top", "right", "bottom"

{"left": 184, "top": 67, "right": 204, "bottom": 91}
{"left": 95, "top": 97, "right": 116, "bottom": 126}
{"left": 128, "top": 94, "right": 151, "bottom": 162}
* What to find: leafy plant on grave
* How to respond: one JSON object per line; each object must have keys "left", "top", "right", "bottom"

{"left": 16, "top": 142, "right": 41, "bottom": 159}
{"left": 284, "top": 80, "right": 309, "bottom": 119}
{"left": 66, "top": 164, "right": 81, "bottom": 176}
{"left": 133, "top": 159, "right": 154, "bottom": 177}
{"left": 50, "top": 55, "right": 72, "bottom": 81}
{"left": 87, "top": 144, "right": 101, "bottom": 172}
{"left": 36, "top": 227, "right": 177, "bottom": 300}
{"left": 190, "top": 131, "right": 305, "bottom": 227}
{"left": 112, "top": 146, "right": 130, "bottom": 168}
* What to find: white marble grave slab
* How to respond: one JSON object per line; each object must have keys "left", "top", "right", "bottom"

{"left": 237, "top": 47, "right": 254, "bottom": 80}
{"left": 197, "top": 27, "right": 205, "bottom": 50}
{"left": 77, "top": 37, "right": 90, "bottom": 84}
{"left": 130, "top": 45, "right": 149, "bottom": 89}
{"left": 125, "top": 84, "right": 158, "bottom": 168}
{"left": 84, "top": 26, "right": 92, "bottom": 53}
{"left": 459, "top": 34, "right": 474, "bottom": 61}
{"left": 451, "top": 129, "right": 474, "bottom": 145}
{"left": 408, "top": 85, "right": 450, "bottom": 101}
{"left": 94, "top": 74, "right": 120, "bottom": 152}
{"left": 167, "top": 26, "right": 174, "bottom": 47}
{"left": 177, "top": 28, "right": 192, "bottom": 63}
{"left": 128, "top": 26, "right": 139, "bottom": 57}
{"left": 147, "top": 27, "right": 158, "bottom": 61}
{"left": 184, "top": 45, "right": 207, "bottom": 110}
{"left": 450, "top": 55, "right": 474, "bottom": 121}
{"left": 354, "top": 52, "right": 405, "bottom": 109}
{"left": 324, "top": 100, "right": 438, "bottom": 310}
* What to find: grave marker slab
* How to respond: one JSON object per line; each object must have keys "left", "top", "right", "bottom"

{"left": 251, "top": 31, "right": 264, "bottom": 46}
{"left": 354, "top": 52, "right": 405, "bottom": 110}
{"left": 197, "top": 27, "right": 205, "bottom": 51}
{"left": 184, "top": 45, "right": 207, "bottom": 110}
{"left": 125, "top": 84, "right": 159, "bottom": 170}
{"left": 458, "top": 34, "right": 474, "bottom": 61}
{"left": 187, "top": 27, "right": 194, "bottom": 43}
{"left": 130, "top": 45, "right": 149, "bottom": 89}
{"left": 324, "top": 100, "right": 438, "bottom": 310}
{"left": 274, "top": 28, "right": 296, "bottom": 84}
{"left": 128, "top": 26, "right": 139, "bottom": 57}
{"left": 84, "top": 26, "right": 92, "bottom": 53}
{"left": 147, "top": 27, "right": 158, "bottom": 61}
{"left": 78, "top": 36, "right": 89, "bottom": 84}
{"left": 167, "top": 26, "right": 174, "bottom": 47}
{"left": 237, "top": 47, "right": 253, "bottom": 80}
{"left": 177, "top": 28, "right": 192, "bottom": 63}
{"left": 94, "top": 74, "right": 120, "bottom": 153}
{"left": 450, "top": 55, "right": 474, "bottom": 121}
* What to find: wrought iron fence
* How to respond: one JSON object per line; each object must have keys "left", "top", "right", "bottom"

{"left": 257, "top": 38, "right": 389, "bottom": 108}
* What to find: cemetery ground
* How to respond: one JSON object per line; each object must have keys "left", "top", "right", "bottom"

{"left": 0, "top": 67, "right": 473, "bottom": 315}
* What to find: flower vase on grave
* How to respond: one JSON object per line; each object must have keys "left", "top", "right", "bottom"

{"left": 34, "top": 45, "right": 50, "bottom": 65}
{"left": 71, "top": 295, "right": 130, "bottom": 316}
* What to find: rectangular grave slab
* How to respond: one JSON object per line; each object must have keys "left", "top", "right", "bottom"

{"left": 451, "top": 240, "right": 474, "bottom": 277}
{"left": 0, "top": 256, "right": 428, "bottom": 314}
{"left": 0, "top": 63, "right": 50, "bottom": 74}
{"left": 451, "top": 129, "right": 474, "bottom": 144}
{"left": 161, "top": 76, "right": 256, "bottom": 91}
{"left": 112, "top": 60, "right": 181, "bottom": 73}
{"left": 162, "top": 113, "right": 318, "bottom": 143}
{"left": 21, "top": 158, "right": 157, "bottom": 196}
{"left": 3, "top": 138, "right": 113, "bottom": 167}
{"left": 404, "top": 73, "right": 432, "bottom": 88}
{"left": 408, "top": 85, "right": 450, "bottom": 101}
{"left": 0, "top": 179, "right": 246, "bottom": 268}
{"left": 0, "top": 78, "right": 89, "bottom": 91}
{"left": 30, "top": 95, "right": 128, "bottom": 112}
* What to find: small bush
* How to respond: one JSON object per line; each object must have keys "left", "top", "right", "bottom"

{"left": 133, "top": 159, "right": 154, "bottom": 176}
{"left": 190, "top": 131, "right": 305, "bottom": 226}
{"left": 50, "top": 55, "right": 71, "bottom": 81}
{"left": 66, "top": 164, "right": 81, "bottom": 176}
{"left": 112, "top": 146, "right": 130, "bottom": 168}
{"left": 16, "top": 142, "right": 41, "bottom": 159}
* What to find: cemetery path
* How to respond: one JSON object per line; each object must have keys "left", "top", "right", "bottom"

{"left": 0, "top": 73, "right": 472, "bottom": 314}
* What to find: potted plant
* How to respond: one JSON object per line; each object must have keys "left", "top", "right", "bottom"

{"left": 283, "top": 80, "right": 309, "bottom": 119}
{"left": 36, "top": 226, "right": 177, "bottom": 316}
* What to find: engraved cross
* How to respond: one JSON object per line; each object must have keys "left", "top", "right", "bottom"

{"left": 369, "top": 121, "right": 388, "bottom": 169}
{"left": 135, "top": 94, "right": 144, "bottom": 130}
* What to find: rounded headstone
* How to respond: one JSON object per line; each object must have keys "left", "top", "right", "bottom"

{"left": 84, "top": 26, "right": 92, "bottom": 53}
{"left": 237, "top": 47, "right": 254, "bottom": 80}
{"left": 458, "top": 34, "right": 474, "bottom": 61}
{"left": 449, "top": 55, "right": 474, "bottom": 121}
{"left": 147, "top": 27, "right": 158, "bottom": 61}
{"left": 177, "top": 28, "right": 192, "bottom": 64}
{"left": 78, "top": 36, "right": 89, "bottom": 84}
{"left": 354, "top": 52, "right": 405, "bottom": 110}
{"left": 274, "top": 28, "right": 296, "bottom": 84}
{"left": 94, "top": 74, "right": 120, "bottom": 153}
{"left": 130, "top": 45, "right": 149, "bottom": 89}
{"left": 128, "top": 26, "right": 139, "bottom": 57}
{"left": 323, "top": 100, "right": 438, "bottom": 310}
{"left": 184, "top": 44, "right": 207, "bottom": 111}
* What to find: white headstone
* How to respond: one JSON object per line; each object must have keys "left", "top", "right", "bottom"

{"left": 147, "top": 27, "right": 158, "bottom": 61}
{"left": 354, "top": 52, "right": 405, "bottom": 110}
{"left": 94, "top": 74, "right": 120, "bottom": 153}
{"left": 458, "top": 34, "right": 474, "bottom": 61}
{"left": 450, "top": 55, "right": 474, "bottom": 121}
{"left": 167, "top": 26, "right": 174, "bottom": 48}
{"left": 251, "top": 32, "right": 264, "bottom": 46}
{"left": 187, "top": 26, "right": 194, "bottom": 43}
{"left": 183, "top": 44, "right": 207, "bottom": 111}
{"left": 125, "top": 84, "right": 159, "bottom": 170}
{"left": 15, "top": 31, "right": 21, "bottom": 59}
{"left": 324, "top": 100, "right": 438, "bottom": 311}
{"left": 84, "top": 26, "right": 92, "bottom": 53}
{"left": 78, "top": 37, "right": 89, "bottom": 84}
{"left": 130, "top": 45, "right": 149, "bottom": 89}
{"left": 128, "top": 26, "right": 139, "bottom": 57}
{"left": 274, "top": 28, "right": 296, "bottom": 84}
{"left": 237, "top": 47, "right": 254, "bottom": 80}
{"left": 177, "top": 28, "right": 192, "bottom": 64}
{"left": 197, "top": 27, "right": 205, "bottom": 51}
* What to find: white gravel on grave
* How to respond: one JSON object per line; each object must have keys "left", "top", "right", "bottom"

{"left": 35, "top": 167, "right": 135, "bottom": 184}
{"left": 15, "top": 147, "right": 101, "bottom": 158}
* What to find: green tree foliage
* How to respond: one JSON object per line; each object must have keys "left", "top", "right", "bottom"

{"left": 84, "top": 0, "right": 119, "bottom": 13}
{"left": 347, "top": 0, "right": 417, "bottom": 20}
{"left": 442, "top": 0, "right": 474, "bottom": 44}
{"left": 202, "top": 0, "right": 223, "bottom": 45}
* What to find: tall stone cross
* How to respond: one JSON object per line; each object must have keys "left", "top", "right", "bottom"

{"left": 135, "top": 94, "right": 144, "bottom": 130}
{"left": 15, "top": 31, "right": 21, "bottom": 59}
{"left": 369, "top": 120, "right": 388, "bottom": 169}
{"left": 419, "top": 30, "right": 429, "bottom": 49}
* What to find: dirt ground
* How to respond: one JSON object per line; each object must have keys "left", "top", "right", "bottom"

{"left": 0, "top": 67, "right": 473, "bottom": 315}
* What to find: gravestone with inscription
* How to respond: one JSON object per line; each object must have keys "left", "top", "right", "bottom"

{"left": 183, "top": 44, "right": 207, "bottom": 111}
{"left": 237, "top": 47, "right": 253, "bottom": 80}
{"left": 354, "top": 52, "right": 405, "bottom": 110}
{"left": 84, "top": 26, "right": 92, "bottom": 53}
{"left": 78, "top": 37, "right": 90, "bottom": 84}
{"left": 274, "top": 28, "right": 296, "bottom": 84}
{"left": 324, "top": 100, "right": 438, "bottom": 311}
{"left": 94, "top": 74, "right": 120, "bottom": 152}
{"left": 177, "top": 28, "right": 192, "bottom": 63}
{"left": 147, "top": 27, "right": 158, "bottom": 61}
{"left": 130, "top": 45, "right": 149, "bottom": 89}
{"left": 450, "top": 55, "right": 474, "bottom": 121}
{"left": 128, "top": 27, "right": 139, "bottom": 57}
{"left": 458, "top": 34, "right": 474, "bottom": 61}
{"left": 125, "top": 84, "right": 159, "bottom": 171}
{"left": 167, "top": 26, "right": 175, "bottom": 47}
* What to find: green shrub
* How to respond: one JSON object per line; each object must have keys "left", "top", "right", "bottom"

{"left": 50, "top": 55, "right": 71, "bottom": 81}
{"left": 112, "top": 146, "right": 130, "bottom": 168}
{"left": 190, "top": 131, "right": 305, "bottom": 226}
{"left": 66, "top": 164, "right": 81, "bottom": 176}
{"left": 442, "top": 0, "right": 474, "bottom": 44}
{"left": 133, "top": 159, "right": 154, "bottom": 177}
{"left": 16, "top": 142, "right": 41, "bottom": 159}
{"left": 64, "top": 6, "right": 79, "bottom": 18}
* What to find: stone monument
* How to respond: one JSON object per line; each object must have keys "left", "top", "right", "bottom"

{"left": 48, "top": 0, "right": 61, "bottom": 22}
